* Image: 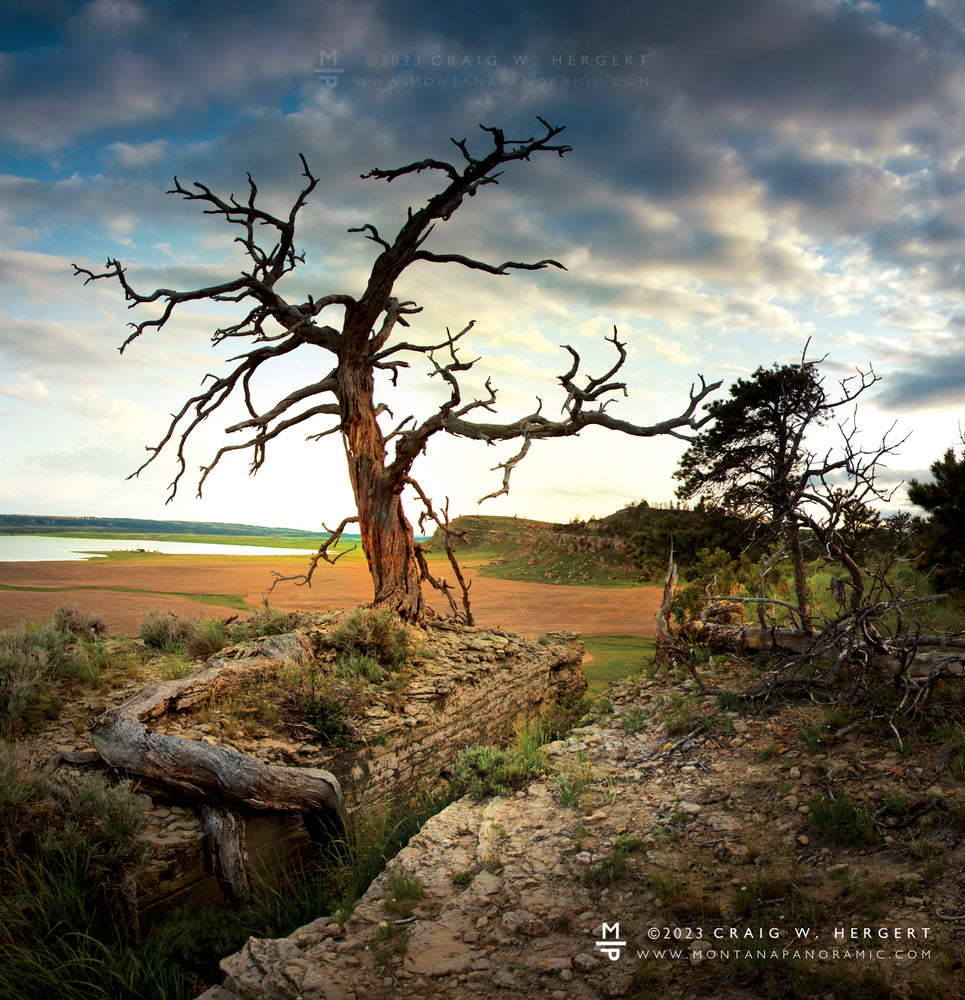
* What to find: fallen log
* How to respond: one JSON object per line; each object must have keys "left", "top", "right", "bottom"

{"left": 685, "top": 620, "right": 965, "bottom": 683}
{"left": 685, "top": 620, "right": 813, "bottom": 656}
{"left": 88, "top": 638, "right": 344, "bottom": 904}
{"left": 88, "top": 715, "right": 344, "bottom": 815}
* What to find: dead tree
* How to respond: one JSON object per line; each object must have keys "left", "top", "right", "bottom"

{"left": 74, "top": 120, "right": 719, "bottom": 623}
{"left": 678, "top": 518, "right": 965, "bottom": 725}
{"left": 653, "top": 546, "right": 678, "bottom": 668}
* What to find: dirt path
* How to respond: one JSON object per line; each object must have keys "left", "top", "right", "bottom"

{"left": 0, "top": 555, "right": 661, "bottom": 638}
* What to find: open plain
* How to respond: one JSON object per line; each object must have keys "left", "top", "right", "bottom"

{"left": 0, "top": 551, "right": 662, "bottom": 638}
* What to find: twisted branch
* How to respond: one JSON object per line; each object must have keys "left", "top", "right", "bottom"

{"left": 266, "top": 516, "right": 359, "bottom": 593}
{"left": 407, "top": 478, "right": 473, "bottom": 624}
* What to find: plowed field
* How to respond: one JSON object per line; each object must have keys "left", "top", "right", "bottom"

{"left": 0, "top": 553, "right": 662, "bottom": 638}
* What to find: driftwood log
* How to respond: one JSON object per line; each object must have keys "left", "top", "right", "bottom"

{"left": 88, "top": 634, "right": 344, "bottom": 905}
{"left": 686, "top": 620, "right": 965, "bottom": 685}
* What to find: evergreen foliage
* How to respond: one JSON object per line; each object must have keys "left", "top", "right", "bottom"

{"left": 907, "top": 443, "right": 965, "bottom": 590}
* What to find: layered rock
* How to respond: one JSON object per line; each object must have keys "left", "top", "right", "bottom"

{"left": 121, "top": 615, "right": 586, "bottom": 907}
{"left": 198, "top": 674, "right": 963, "bottom": 1000}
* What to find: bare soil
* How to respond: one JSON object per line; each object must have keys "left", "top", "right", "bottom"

{"left": 0, "top": 554, "right": 662, "bottom": 638}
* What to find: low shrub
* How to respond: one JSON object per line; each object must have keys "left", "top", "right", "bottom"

{"left": 279, "top": 659, "right": 356, "bottom": 746}
{"left": 53, "top": 604, "right": 108, "bottom": 639}
{"left": 182, "top": 619, "right": 230, "bottom": 660}
{"left": 140, "top": 612, "right": 231, "bottom": 661}
{"left": 139, "top": 610, "right": 192, "bottom": 653}
{"left": 227, "top": 609, "right": 306, "bottom": 642}
{"left": 335, "top": 652, "right": 385, "bottom": 684}
{"left": 329, "top": 607, "right": 413, "bottom": 672}
{"left": 0, "top": 612, "right": 109, "bottom": 737}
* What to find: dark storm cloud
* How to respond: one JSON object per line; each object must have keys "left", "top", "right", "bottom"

{"left": 0, "top": 0, "right": 374, "bottom": 150}
{"left": 5, "top": 0, "right": 965, "bottom": 414}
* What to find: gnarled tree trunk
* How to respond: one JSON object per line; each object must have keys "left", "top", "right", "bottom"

{"left": 338, "top": 355, "right": 424, "bottom": 620}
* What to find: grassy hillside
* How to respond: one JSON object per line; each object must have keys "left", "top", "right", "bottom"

{"left": 424, "top": 512, "right": 647, "bottom": 587}
{"left": 0, "top": 514, "right": 363, "bottom": 548}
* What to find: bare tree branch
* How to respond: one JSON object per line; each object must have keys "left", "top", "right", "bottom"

{"left": 267, "top": 516, "right": 359, "bottom": 593}
{"left": 410, "top": 250, "right": 565, "bottom": 275}
{"left": 407, "top": 478, "right": 473, "bottom": 624}
{"left": 479, "top": 438, "right": 532, "bottom": 504}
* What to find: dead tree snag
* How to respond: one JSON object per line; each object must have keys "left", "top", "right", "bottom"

{"left": 75, "top": 120, "right": 720, "bottom": 623}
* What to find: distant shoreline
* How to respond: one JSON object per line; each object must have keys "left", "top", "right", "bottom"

{"left": 0, "top": 512, "right": 324, "bottom": 540}
{"left": 0, "top": 530, "right": 360, "bottom": 549}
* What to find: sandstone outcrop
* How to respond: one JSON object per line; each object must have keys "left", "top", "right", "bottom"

{"left": 85, "top": 614, "right": 586, "bottom": 908}
{"left": 198, "top": 673, "right": 964, "bottom": 1000}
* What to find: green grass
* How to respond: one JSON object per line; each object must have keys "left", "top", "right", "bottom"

{"left": 0, "top": 582, "right": 250, "bottom": 611}
{"left": 383, "top": 869, "right": 424, "bottom": 918}
{"left": 453, "top": 718, "right": 552, "bottom": 799}
{"left": 581, "top": 636, "right": 654, "bottom": 694}
{"left": 583, "top": 834, "right": 646, "bottom": 885}
{"left": 0, "top": 756, "right": 453, "bottom": 1000}
{"left": 554, "top": 752, "right": 593, "bottom": 809}
{"left": 810, "top": 794, "right": 879, "bottom": 846}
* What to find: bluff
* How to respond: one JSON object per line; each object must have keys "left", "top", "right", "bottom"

{"left": 72, "top": 612, "right": 587, "bottom": 910}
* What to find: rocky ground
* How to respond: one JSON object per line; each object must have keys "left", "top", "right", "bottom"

{"left": 197, "top": 667, "right": 965, "bottom": 1000}
{"left": 12, "top": 624, "right": 965, "bottom": 1000}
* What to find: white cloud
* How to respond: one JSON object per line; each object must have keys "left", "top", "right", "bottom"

{"left": 62, "top": 387, "right": 158, "bottom": 440}
{"left": 638, "top": 333, "right": 692, "bottom": 367}
{"left": 102, "top": 139, "right": 169, "bottom": 170}
{"left": 0, "top": 372, "right": 51, "bottom": 402}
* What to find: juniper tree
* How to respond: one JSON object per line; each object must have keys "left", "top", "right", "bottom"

{"left": 907, "top": 437, "right": 965, "bottom": 590}
{"left": 75, "top": 120, "right": 719, "bottom": 623}
{"left": 674, "top": 356, "right": 897, "bottom": 628}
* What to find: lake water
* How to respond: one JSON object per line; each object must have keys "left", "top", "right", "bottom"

{"left": 0, "top": 535, "right": 319, "bottom": 562}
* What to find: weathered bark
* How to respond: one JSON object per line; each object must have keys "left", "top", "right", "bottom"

{"left": 203, "top": 805, "right": 252, "bottom": 906}
{"left": 805, "top": 516, "right": 866, "bottom": 610}
{"left": 654, "top": 550, "right": 678, "bottom": 667}
{"left": 786, "top": 518, "right": 812, "bottom": 630}
{"left": 89, "top": 713, "right": 345, "bottom": 815}
{"left": 87, "top": 648, "right": 345, "bottom": 902}
{"left": 687, "top": 620, "right": 813, "bottom": 657}
{"left": 337, "top": 355, "right": 424, "bottom": 620}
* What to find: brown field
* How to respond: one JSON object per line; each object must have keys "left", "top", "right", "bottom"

{"left": 0, "top": 552, "right": 662, "bottom": 638}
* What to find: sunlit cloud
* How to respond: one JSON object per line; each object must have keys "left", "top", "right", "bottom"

{"left": 3, "top": 0, "right": 965, "bottom": 525}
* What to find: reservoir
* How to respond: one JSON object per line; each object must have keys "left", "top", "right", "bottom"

{"left": 0, "top": 535, "right": 320, "bottom": 562}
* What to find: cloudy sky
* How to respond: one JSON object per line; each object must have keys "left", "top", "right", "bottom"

{"left": 1, "top": 0, "right": 964, "bottom": 531}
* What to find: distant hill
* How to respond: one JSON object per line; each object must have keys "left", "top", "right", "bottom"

{"left": 0, "top": 514, "right": 361, "bottom": 544}
{"left": 423, "top": 503, "right": 679, "bottom": 586}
